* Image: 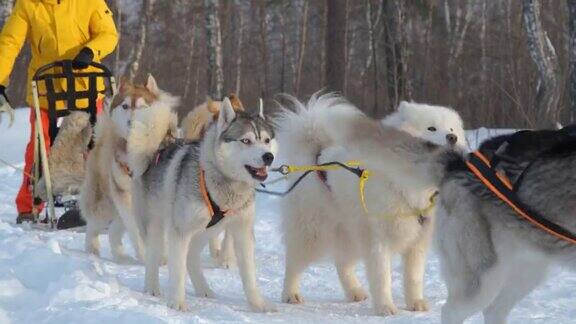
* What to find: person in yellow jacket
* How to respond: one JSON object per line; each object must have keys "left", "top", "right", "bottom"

{"left": 0, "top": 0, "right": 118, "bottom": 223}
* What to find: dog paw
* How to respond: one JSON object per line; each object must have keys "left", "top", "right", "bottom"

{"left": 168, "top": 299, "right": 188, "bottom": 312}
{"left": 282, "top": 291, "right": 304, "bottom": 304}
{"left": 346, "top": 287, "right": 368, "bottom": 302}
{"left": 145, "top": 285, "right": 161, "bottom": 297}
{"left": 210, "top": 248, "right": 221, "bottom": 260}
{"left": 216, "top": 255, "right": 236, "bottom": 269}
{"left": 406, "top": 299, "right": 429, "bottom": 312}
{"left": 196, "top": 288, "right": 216, "bottom": 299}
{"left": 374, "top": 303, "right": 399, "bottom": 316}
{"left": 249, "top": 298, "right": 278, "bottom": 313}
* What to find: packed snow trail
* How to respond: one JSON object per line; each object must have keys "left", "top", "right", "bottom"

{"left": 0, "top": 109, "right": 573, "bottom": 323}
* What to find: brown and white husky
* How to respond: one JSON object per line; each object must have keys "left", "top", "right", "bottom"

{"left": 80, "top": 75, "right": 179, "bottom": 262}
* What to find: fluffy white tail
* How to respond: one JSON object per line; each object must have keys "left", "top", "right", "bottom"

{"left": 127, "top": 93, "right": 179, "bottom": 177}
{"left": 275, "top": 92, "right": 364, "bottom": 170}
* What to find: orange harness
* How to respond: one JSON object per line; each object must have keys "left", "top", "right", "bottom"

{"left": 466, "top": 151, "right": 576, "bottom": 245}
{"left": 199, "top": 169, "right": 230, "bottom": 228}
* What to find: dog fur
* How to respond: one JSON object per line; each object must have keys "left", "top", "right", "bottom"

{"left": 132, "top": 98, "right": 277, "bottom": 312}
{"left": 437, "top": 127, "right": 576, "bottom": 324}
{"left": 80, "top": 75, "right": 178, "bottom": 262}
{"left": 181, "top": 95, "right": 244, "bottom": 141}
{"left": 276, "top": 94, "right": 465, "bottom": 315}
{"left": 181, "top": 95, "right": 245, "bottom": 268}
{"left": 36, "top": 111, "right": 92, "bottom": 200}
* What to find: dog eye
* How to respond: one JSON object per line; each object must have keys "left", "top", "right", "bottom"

{"left": 427, "top": 126, "right": 437, "bottom": 132}
{"left": 264, "top": 138, "right": 270, "bottom": 144}
{"left": 122, "top": 104, "right": 129, "bottom": 110}
{"left": 240, "top": 138, "right": 252, "bottom": 145}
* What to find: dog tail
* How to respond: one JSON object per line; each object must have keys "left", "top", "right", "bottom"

{"left": 127, "top": 93, "right": 179, "bottom": 178}
{"left": 275, "top": 92, "right": 361, "bottom": 168}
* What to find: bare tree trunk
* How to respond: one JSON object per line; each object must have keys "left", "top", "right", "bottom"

{"left": 568, "top": 0, "right": 576, "bottom": 122}
{"left": 522, "top": 0, "right": 561, "bottom": 126}
{"left": 383, "top": 0, "right": 408, "bottom": 111}
{"left": 127, "top": 0, "right": 154, "bottom": 81}
{"left": 111, "top": 0, "right": 122, "bottom": 74}
{"left": 183, "top": 21, "right": 197, "bottom": 101}
{"left": 480, "top": 0, "right": 488, "bottom": 122}
{"left": 257, "top": 0, "right": 269, "bottom": 97}
{"left": 365, "top": 0, "right": 379, "bottom": 113}
{"left": 279, "top": 4, "right": 288, "bottom": 93}
{"left": 294, "top": 0, "right": 309, "bottom": 96}
{"left": 234, "top": 0, "right": 244, "bottom": 96}
{"left": 205, "top": 0, "right": 224, "bottom": 99}
{"left": 325, "top": 0, "right": 348, "bottom": 93}
{"left": 323, "top": 0, "right": 333, "bottom": 90}
{"left": 446, "top": 0, "right": 473, "bottom": 103}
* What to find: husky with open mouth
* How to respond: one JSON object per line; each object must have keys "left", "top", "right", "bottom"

{"left": 132, "top": 98, "right": 277, "bottom": 312}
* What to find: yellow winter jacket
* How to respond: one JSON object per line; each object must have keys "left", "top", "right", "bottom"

{"left": 0, "top": 0, "right": 118, "bottom": 109}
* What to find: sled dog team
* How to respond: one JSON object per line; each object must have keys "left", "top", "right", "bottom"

{"left": 75, "top": 75, "right": 576, "bottom": 323}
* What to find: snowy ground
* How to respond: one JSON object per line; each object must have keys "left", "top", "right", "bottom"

{"left": 0, "top": 108, "right": 574, "bottom": 323}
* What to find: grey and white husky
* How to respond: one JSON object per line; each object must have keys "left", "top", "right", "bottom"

{"left": 437, "top": 127, "right": 576, "bottom": 324}
{"left": 132, "top": 98, "right": 278, "bottom": 312}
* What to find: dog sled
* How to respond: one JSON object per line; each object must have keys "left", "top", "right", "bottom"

{"left": 30, "top": 60, "right": 116, "bottom": 229}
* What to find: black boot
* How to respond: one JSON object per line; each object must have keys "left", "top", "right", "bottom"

{"left": 16, "top": 213, "right": 37, "bottom": 224}
{"left": 56, "top": 208, "right": 86, "bottom": 229}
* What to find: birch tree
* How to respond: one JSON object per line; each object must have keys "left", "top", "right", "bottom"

{"left": 127, "top": 0, "right": 154, "bottom": 81}
{"left": 522, "top": 0, "right": 560, "bottom": 125}
{"left": 444, "top": 0, "right": 474, "bottom": 102}
{"left": 234, "top": 0, "right": 244, "bottom": 96}
{"left": 294, "top": 0, "right": 309, "bottom": 96}
{"left": 182, "top": 17, "right": 197, "bottom": 101}
{"left": 205, "top": 0, "right": 224, "bottom": 99}
{"left": 257, "top": 0, "right": 270, "bottom": 97}
{"left": 568, "top": 0, "right": 576, "bottom": 122}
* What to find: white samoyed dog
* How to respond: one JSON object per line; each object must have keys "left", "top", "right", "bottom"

{"left": 277, "top": 94, "right": 466, "bottom": 315}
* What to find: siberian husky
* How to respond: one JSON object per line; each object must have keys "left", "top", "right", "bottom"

{"left": 277, "top": 94, "right": 464, "bottom": 315}
{"left": 437, "top": 127, "right": 576, "bottom": 324}
{"left": 181, "top": 95, "right": 245, "bottom": 268}
{"left": 132, "top": 98, "right": 277, "bottom": 312}
{"left": 80, "top": 75, "right": 178, "bottom": 262}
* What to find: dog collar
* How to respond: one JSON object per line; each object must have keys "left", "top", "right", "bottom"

{"left": 199, "top": 168, "right": 230, "bottom": 228}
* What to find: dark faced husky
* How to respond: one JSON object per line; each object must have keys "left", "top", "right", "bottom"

{"left": 437, "top": 127, "right": 576, "bottom": 324}
{"left": 132, "top": 98, "right": 277, "bottom": 312}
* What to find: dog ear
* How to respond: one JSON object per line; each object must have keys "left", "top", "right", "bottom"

{"left": 118, "top": 76, "right": 131, "bottom": 94}
{"left": 397, "top": 101, "right": 412, "bottom": 113}
{"left": 217, "top": 97, "right": 236, "bottom": 132}
{"left": 258, "top": 98, "right": 265, "bottom": 120}
{"left": 227, "top": 94, "right": 245, "bottom": 111}
{"left": 146, "top": 74, "right": 159, "bottom": 95}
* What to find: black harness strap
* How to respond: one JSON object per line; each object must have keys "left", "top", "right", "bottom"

{"left": 206, "top": 190, "right": 226, "bottom": 228}
{"left": 467, "top": 152, "right": 576, "bottom": 244}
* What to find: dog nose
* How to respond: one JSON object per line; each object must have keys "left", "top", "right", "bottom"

{"left": 262, "top": 152, "right": 274, "bottom": 166}
{"left": 446, "top": 134, "right": 458, "bottom": 145}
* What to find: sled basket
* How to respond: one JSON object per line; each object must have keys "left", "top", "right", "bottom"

{"left": 30, "top": 60, "right": 116, "bottom": 228}
{"left": 32, "top": 60, "right": 116, "bottom": 143}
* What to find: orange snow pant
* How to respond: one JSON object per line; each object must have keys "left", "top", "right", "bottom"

{"left": 15, "top": 102, "right": 103, "bottom": 214}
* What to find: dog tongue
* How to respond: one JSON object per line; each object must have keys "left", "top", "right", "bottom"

{"left": 256, "top": 167, "right": 267, "bottom": 176}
